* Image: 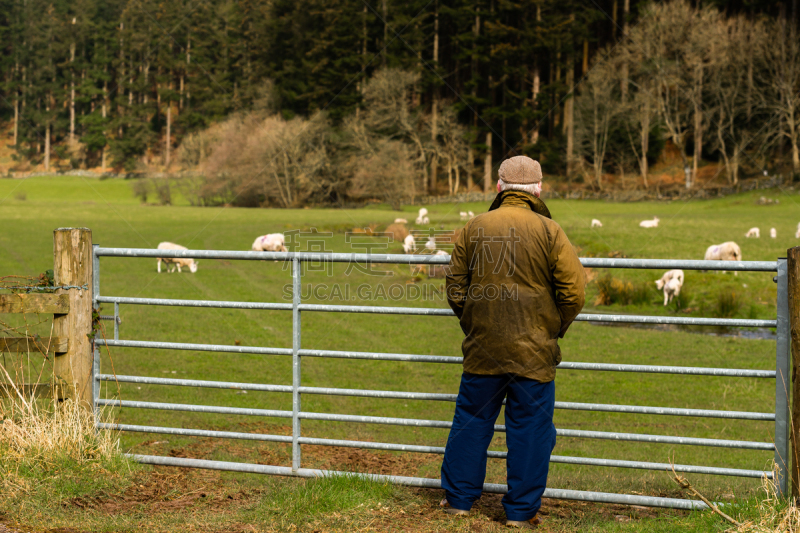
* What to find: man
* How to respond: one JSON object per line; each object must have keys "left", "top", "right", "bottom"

{"left": 440, "top": 156, "right": 585, "bottom": 529}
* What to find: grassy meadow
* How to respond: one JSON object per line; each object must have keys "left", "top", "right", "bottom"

{"left": 2, "top": 175, "right": 800, "bottom": 531}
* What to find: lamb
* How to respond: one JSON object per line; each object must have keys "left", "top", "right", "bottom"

{"left": 468, "top": 211, "right": 475, "bottom": 219}
{"left": 591, "top": 219, "right": 603, "bottom": 228}
{"left": 460, "top": 212, "right": 468, "bottom": 221}
{"left": 425, "top": 236, "right": 437, "bottom": 251}
{"left": 745, "top": 227, "right": 760, "bottom": 238}
{"left": 639, "top": 217, "right": 659, "bottom": 228}
{"left": 394, "top": 218, "right": 408, "bottom": 224}
{"left": 402, "top": 234, "right": 416, "bottom": 254}
{"left": 770, "top": 228, "right": 777, "bottom": 239}
{"left": 157, "top": 242, "right": 198, "bottom": 273}
{"left": 415, "top": 215, "right": 430, "bottom": 225}
{"left": 704, "top": 241, "right": 742, "bottom": 275}
{"left": 415, "top": 208, "right": 430, "bottom": 225}
{"left": 655, "top": 270, "right": 684, "bottom": 306}
{"left": 252, "top": 233, "right": 287, "bottom": 252}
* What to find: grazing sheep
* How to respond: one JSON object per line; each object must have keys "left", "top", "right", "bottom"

{"left": 157, "top": 242, "right": 198, "bottom": 273}
{"left": 385, "top": 223, "right": 409, "bottom": 243}
{"left": 415, "top": 208, "right": 430, "bottom": 225}
{"left": 425, "top": 236, "right": 437, "bottom": 251}
{"left": 460, "top": 211, "right": 468, "bottom": 221}
{"left": 252, "top": 233, "right": 287, "bottom": 252}
{"left": 468, "top": 211, "right": 475, "bottom": 219}
{"left": 704, "top": 241, "right": 742, "bottom": 275}
{"left": 655, "top": 270, "right": 684, "bottom": 306}
{"left": 415, "top": 215, "right": 430, "bottom": 225}
{"left": 591, "top": 219, "right": 603, "bottom": 228}
{"left": 745, "top": 227, "right": 760, "bottom": 238}
{"left": 770, "top": 228, "right": 777, "bottom": 239}
{"left": 403, "top": 234, "right": 416, "bottom": 254}
{"left": 394, "top": 218, "right": 408, "bottom": 224}
{"left": 639, "top": 217, "right": 659, "bottom": 228}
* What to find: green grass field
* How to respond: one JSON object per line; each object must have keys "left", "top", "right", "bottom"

{"left": 2, "top": 175, "right": 799, "bottom": 531}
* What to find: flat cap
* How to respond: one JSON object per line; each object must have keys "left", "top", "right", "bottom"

{"left": 498, "top": 156, "right": 543, "bottom": 184}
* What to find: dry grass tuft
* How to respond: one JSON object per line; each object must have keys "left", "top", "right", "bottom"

{"left": 732, "top": 469, "right": 800, "bottom": 533}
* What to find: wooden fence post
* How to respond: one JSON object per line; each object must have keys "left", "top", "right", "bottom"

{"left": 52, "top": 228, "right": 93, "bottom": 408}
{"left": 789, "top": 246, "right": 800, "bottom": 501}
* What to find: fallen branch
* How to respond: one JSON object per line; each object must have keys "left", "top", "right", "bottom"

{"left": 669, "top": 463, "right": 742, "bottom": 527}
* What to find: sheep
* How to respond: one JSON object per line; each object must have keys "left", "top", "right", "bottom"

{"left": 796, "top": 222, "right": 800, "bottom": 239}
{"left": 704, "top": 241, "right": 742, "bottom": 275}
{"left": 639, "top": 216, "right": 659, "bottom": 228}
{"left": 428, "top": 250, "right": 450, "bottom": 278}
{"left": 415, "top": 208, "right": 430, "bottom": 225}
{"left": 591, "top": 219, "right": 603, "bottom": 228}
{"left": 415, "top": 215, "right": 430, "bottom": 225}
{"left": 418, "top": 208, "right": 428, "bottom": 218}
{"left": 468, "top": 211, "right": 475, "bottom": 219}
{"left": 425, "top": 236, "right": 437, "bottom": 251}
{"left": 157, "top": 242, "right": 198, "bottom": 273}
{"left": 745, "top": 227, "right": 760, "bottom": 238}
{"left": 655, "top": 270, "right": 684, "bottom": 306}
{"left": 252, "top": 233, "right": 287, "bottom": 252}
{"left": 770, "top": 228, "right": 777, "bottom": 239}
{"left": 403, "top": 234, "right": 416, "bottom": 254}
{"left": 460, "top": 211, "right": 468, "bottom": 221}
{"left": 394, "top": 218, "right": 408, "bottom": 224}
{"left": 385, "top": 223, "right": 409, "bottom": 244}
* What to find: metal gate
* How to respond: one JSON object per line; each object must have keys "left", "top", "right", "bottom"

{"left": 92, "top": 245, "right": 789, "bottom": 510}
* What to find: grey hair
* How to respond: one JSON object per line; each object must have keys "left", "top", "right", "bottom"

{"left": 497, "top": 178, "right": 541, "bottom": 196}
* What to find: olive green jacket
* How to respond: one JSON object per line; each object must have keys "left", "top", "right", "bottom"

{"left": 445, "top": 190, "right": 585, "bottom": 382}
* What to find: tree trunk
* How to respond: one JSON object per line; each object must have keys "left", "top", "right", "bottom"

{"left": 70, "top": 39, "right": 75, "bottom": 144}
{"left": 582, "top": 40, "right": 589, "bottom": 74}
{"left": 612, "top": 0, "right": 618, "bottom": 39}
{"left": 44, "top": 121, "right": 50, "bottom": 171}
{"left": 467, "top": 147, "right": 475, "bottom": 191}
{"left": 186, "top": 33, "right": 191, "bottom": 105}
{"left": 565, "top": 58, "right": 575, "bottom": 176}
{"left": 165, "top": 101, "right": 171, "bottom": 168}
{"left": 430, "top": 0, "right": 439, "bottom": 194}
{"left": 692, "top": 64, "right": 703, "bottom": 185}
{"left": 484, "top": 132, "right": 492, "bottom": 193}
{"left": 454, "top": 164, "right": 460, "bottom": 194}
{"left": 531, "top": 65, "right": 540, "bottom": 143}
{"left": 640, "top": 100, "right": 649, "bottom": 187}
{"left": 13, "top": 94, "right": 18, "bottom": 147}
{"left": 382, "top": 0, "right": 388, "bottom": 65}
{"left": 621, "top": 0, "right": 630, "bottom": 99}
{"left": 102, "top": 73, "right": 108, "bottom": 171}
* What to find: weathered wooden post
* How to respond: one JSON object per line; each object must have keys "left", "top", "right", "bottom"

{"left": 789, "top": 246, "right": 800, "bottom": 501}
{"left": 53, "top": 228, "right": 93, "bottom": 408}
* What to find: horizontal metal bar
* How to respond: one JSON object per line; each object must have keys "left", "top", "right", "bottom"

{"left": 100, "top": 375, "right": 773, "bottom": 420}
{"left": 96, "top": 399, "right": 292, "bottom": 418}
{"left": 99, "top": 423, "right": 293, "bottom": 443}
{"left": 557, "top": 429, "right": 774, "bottom": 450}
{"left": 300, "top": 349, "right": 462, "bottom": 364}
{"left": 95, "top": 247, "right": 777, "bottom": 272}
{"left": 300, "top": 411, "right": 454, "bottom": 429}
{"left": 96, "top": 339, "right": 292, "bottom": 356}
{"left": 127, "top": 454, "right": 710, "bottom": 509}
{"left": 104, "top": 424, "right": 771, "bottom": 479}
{"left": 97, "top": 295, "right": 292, "bottom": 311}
{"left": 577, "top": 313, "right": 776, "bottom": 328}
{"left": 558, "top": 362, "right": 775, "bottom": 378}
{"left": 555, "top": 402, "right": 774, "bottom": 421}
{"left": 579, "top": 258, "right": 777, "bottom": 272}
{"left": 299, "top": 303, "right": 454, "bottom": 316}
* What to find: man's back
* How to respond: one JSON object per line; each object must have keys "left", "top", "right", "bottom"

{"left": 446, "top": 190, "right": 585, "bottom": 382}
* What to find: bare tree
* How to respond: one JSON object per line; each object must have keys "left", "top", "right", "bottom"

{"left": 763, "top": 18, "right": 800, "bottom": 174}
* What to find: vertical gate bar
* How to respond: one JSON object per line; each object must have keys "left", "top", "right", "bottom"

{"left": 292, "top": 256, "right": 302, "bottom": 472}
{"left": 776, "top": 258, "right": 790, "bottom": 497}
{"left": 114, "top": 302, "right": 119, "bottom": 341}
{"left": 92, "top": 244, "right": 100, "bottom": 424}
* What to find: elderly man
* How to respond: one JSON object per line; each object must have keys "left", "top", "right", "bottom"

{"left": 440, "top": 156, "right": 585, "bottom": 529}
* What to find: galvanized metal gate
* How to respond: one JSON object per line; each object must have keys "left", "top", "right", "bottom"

{"left": 91, "top": 246, "right": 790, "bottom": 510}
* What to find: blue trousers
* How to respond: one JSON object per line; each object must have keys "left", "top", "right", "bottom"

{"left": 440, "top": 373, "right": 556, "bottom": 522}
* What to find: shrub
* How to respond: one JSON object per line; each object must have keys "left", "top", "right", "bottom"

{"left": 715, "top": 289, "right": 741, "bottom": 318}
{"left": 151, "top": 178, "right": 172, "bottom": 205}
{"left": 595, "top": 274, "right": 651, "bottom": 306}
{"left": 131, "top": 179, "right": 149, "bottom": 203}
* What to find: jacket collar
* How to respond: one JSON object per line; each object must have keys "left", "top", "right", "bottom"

{"left": 488, "top": 190, "right": 552, "bottom": 219}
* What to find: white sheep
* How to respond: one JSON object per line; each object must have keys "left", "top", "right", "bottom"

{"left": 459, "top": 211, "right": 468, "bottom": 221}
{"left": 639, "top": 217, "right": 659, "bottom": 228}
{"left": 415, "top": 216, "right": 430, "bottom": 225}
{"left": 468, "top": 211, "right": 475, "bottom": 219}
{"left": 157, "top": 242, "right": 198, "bottom": 273}
{"left": 704, "top": 241, "right": 742, "bottom": 275}
{"left": 591, "top": 219, "right": 603, "bottom": 228}
{"left": 425, "top": 237, "right": 437, "bottom": 251}
{"left": 251, "top": 233, "right": 287, "bottom": 252}
{"left": 795, "top": 223, "right": 800, "bottom": 239}
{"left": 655, "top": 270, "right": 684, "bottom": 306}
{"left": 402, "top": 234, "right": 416, "bottom": 254}
{"left": 770, "top": 228, "right": 777, "bottom": 239}
{"left": 745, "top": 227, "right": 760, "bottom": 238}
{"left": 394, "top": 218, "right": 408, "bottom": 224}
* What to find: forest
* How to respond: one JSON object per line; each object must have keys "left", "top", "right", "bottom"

{"left": 1, "top": 0, "right": 798, "bottom": 207}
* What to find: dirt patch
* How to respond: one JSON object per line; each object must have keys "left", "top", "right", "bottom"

{"left": 304, "top": 445, "right": 440, "bottom": 477}
{"left": 64, "top": 467, "right": 255, "bottom": 516}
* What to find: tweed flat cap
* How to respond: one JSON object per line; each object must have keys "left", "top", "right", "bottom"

{"left": 498, "top": 156, "right": 543, "bottom": 184}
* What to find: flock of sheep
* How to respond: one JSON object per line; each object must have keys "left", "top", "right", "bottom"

{"left": 590, "top": 217, "right": 800, "bottom": 306}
